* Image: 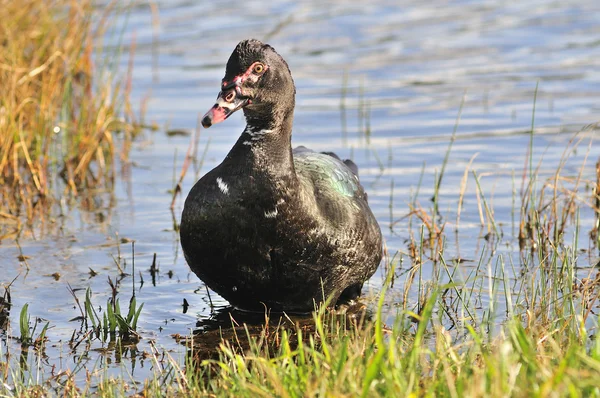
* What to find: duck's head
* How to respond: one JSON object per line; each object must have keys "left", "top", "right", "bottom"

{"left": 202, "top": 39, "right": 295, "bottom": 128}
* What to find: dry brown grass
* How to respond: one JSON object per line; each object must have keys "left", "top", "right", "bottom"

{"left": 0, "top": 0, "right": 138, "bottom": 238}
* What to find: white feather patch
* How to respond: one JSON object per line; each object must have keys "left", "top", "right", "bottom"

{"left": 216, "top": 177, "right": 229, "bottom": 195}
{"left": 243, "top": 126, "right": 273, "bottom": 141}
{"left": 264, "top": 208, "right": 278, "bottom": 218}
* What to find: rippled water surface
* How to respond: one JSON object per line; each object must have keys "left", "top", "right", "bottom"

{"left": 1, "top": 0, "right": 599, "bottom": 385}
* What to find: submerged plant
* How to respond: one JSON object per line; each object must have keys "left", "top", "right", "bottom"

{"left": 83, "top": 286, "right": 143, "bottom": 343}
{"left": 18, "top": 303, "right": 49, "bottom": 349}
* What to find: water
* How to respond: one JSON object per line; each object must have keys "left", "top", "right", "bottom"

{"left": 1, "top": 0, "right": 599, "bottom": 387}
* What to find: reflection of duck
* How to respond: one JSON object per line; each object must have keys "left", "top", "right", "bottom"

{"left": 195, "top": 306, "right": 300, "bottom": 333}
{"left": 189, "top": 304, "right": 371, "bottom": 362}
{"left": 180, "top": 39, "right": 382, "bottom": 312}
{"left": 188, "top": 306, "right": 311, "bottom": 362}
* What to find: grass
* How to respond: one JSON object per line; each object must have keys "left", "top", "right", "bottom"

{"left": 0, "top": 0, "right": 139, "bottom": 239}
{"left": 174, "top": 301, "right": 598, "bottom": 397}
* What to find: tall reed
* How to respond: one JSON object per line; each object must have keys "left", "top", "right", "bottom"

{"left": 0, "top": 0, "right": 138, "bottom": 237}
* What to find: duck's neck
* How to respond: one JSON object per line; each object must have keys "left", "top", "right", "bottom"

{"left": 228, "top": 104, "right": 296, "bottom": 179}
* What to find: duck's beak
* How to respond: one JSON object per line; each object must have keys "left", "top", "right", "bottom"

{"left": 201, "top": 85, "right": 249, "bottom": 128}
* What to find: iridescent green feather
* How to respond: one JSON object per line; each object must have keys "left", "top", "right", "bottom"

{"left": 294, "top": 152, "right": 359, "bottom": 198}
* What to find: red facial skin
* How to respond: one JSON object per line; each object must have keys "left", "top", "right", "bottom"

{"left": 202, "top": 62, "right": 267, "bottom": 128}
{"left": 222, "top": 62, "right": 268, "bottom": 96}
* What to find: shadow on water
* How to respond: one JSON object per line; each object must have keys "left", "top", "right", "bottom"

{"left": 186, "top": 302, "right": 373, "bottom": 361}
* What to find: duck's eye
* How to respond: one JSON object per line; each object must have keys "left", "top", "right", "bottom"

{"left": 252, "top": 63, "right": 265, "bottom": 74}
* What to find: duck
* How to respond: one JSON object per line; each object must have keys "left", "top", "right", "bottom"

{"left": 180, "top": 39, "right": 382, "bottom": 312}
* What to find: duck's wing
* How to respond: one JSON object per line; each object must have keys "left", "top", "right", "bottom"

{"left": 292, "top": 148, "right": 375, "bottom": 232}
{"left": 292, "top": 148, "right": 364, "bottom": 201}
{"left": 294, "top": 146, "right": 359, "bottom": 177}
